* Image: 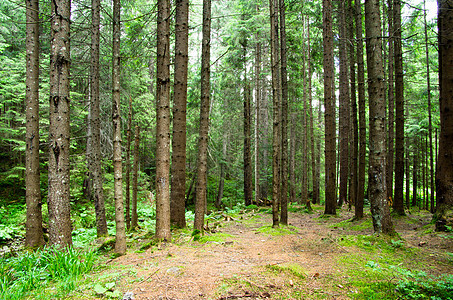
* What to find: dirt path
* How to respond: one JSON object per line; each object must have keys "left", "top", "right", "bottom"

{"left": 105, "top": 208, "right": 452, "bottom": 300}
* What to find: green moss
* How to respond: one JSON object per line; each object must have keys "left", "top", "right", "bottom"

{"left": 256, "top": 225, "right": 298, "bottom": 236}
{"left": 265, "top": 263, "right": 307, "bottom": 279}
{"left": 198, "top": 232, "right": 235, "bottom": 244}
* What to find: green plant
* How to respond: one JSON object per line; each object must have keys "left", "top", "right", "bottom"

{"left": 396, "top": 271, "right": 453, "bottom": 299}
{"left": 93, "top": 282, "right": 122, "bottom": 298}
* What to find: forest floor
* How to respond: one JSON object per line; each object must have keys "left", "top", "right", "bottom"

{"left": 80, "top": 205, "right": 452, "bottom": 300}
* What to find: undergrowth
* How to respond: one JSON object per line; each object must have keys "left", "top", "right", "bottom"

{"left": 0, "top": 246, "right": 97, "bottom": 300}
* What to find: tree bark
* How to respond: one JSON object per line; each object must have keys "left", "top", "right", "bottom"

{"left": 216, "top": 132, "right": 227, "bottom": 209}
{"left": 125, "top": 97, "right": 132, "bottom": 230}
{"left": 25, "top": 0, "right": 44, "bottom": 248}
{"left": 48, "top": 0, "right": 72, "bottom": 247}
{"left": 131, "top": 126, "right": 140, "bottom": 229}
{"left": 308, "top": 20, "right": 316, "bottom": 208}
{"left": 386, "top": 0, "right": 395, "bottom": 204}
{"left": 243, "top": 40, "right": 253, "bottom": 207}
{"left": 155, "top": 0, "right": 172, "bottom": 241}
{"left": 289, "top": 113, "right": 296, "bottom": 204}
{"left": 365, "top": 0, "right": 395, "bottom": 235}
{"left": 112, "top": 0, "right": 126, "bottom": 254}
{"left": 393, "top": 0, "right": 405, "bottom": 215}
{"left": 424, "top": 0, "right": 435, "bottom": 213}
{"left": 279, "top": 0, "right": 289, "bottom": 224}
{"left": 323, "top": 0, "right": 336, "bottom": 215}
{"left": 254, "top": 21, "right": 261, "bottom": 205}
{"left": 90, "top": 0, "right": 108, "bottom": 237}
{"left": 170, "top": 0, "right": 189, "bottom": 228}
{"left": 338, "top": 0, "right": 350, "bottom": 208}
{"left": 194, "top": 0, "right": 211, "bottom": 233}
{"left": 269, "top": 0, "right": 280, "bottom": 227}
{"left": 355, "top": 0, "right": 366, "bottom": 220}
{"left": 413, "top": 140, "right": 418, "bottom": 207}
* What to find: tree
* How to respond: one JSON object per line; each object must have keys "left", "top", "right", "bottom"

{"left": 131, "top": 126, "right": 140, "bottom": 229}
{"left": 243, "top": 39, "right": 253, "bottom": 208}
{"left": 25, "top": 0, "right": 44, "bottom": 248}
{"left": 48, "top": 0, "right": 72, "bottom": 247}
{"left": 365, "top": 0, "right": 395, "bottom": 235}
{"left": 170, "top": 0, "right": 189, "bottom": 228}
{"left": 254, "top": 12, "right": 261, "bottom": 205}
{"left": 393, "top": 0, "right": 405, "bottom": 215}
{"left": 112, "top": 0, "right": 126, "bottom": 254}
{"left": 323, "top": 0, "right": 337, "bottom": 215}
{"left": 269, "top": 0, "right": 280, "bottom": 227}
{"left": 386, "top": 0, "right": 395, "bottom": 205}
{"left": 155, "top": 0, "right": 172, "bottom": 240}
{"left": 338, "top": 0, "right": 350, "bottom": 208}
{"left": 435, "top": 0, "right": 453, "bottom": 227}
{"left": 279, "top": 0, "right": 289, "bottom": 224}
{"left": 90, "top": 0, "right": 108, "bottom": 237}
{"left": 125, "top": 97, "right": 132, "bottom": 230}
{"left": 194, "top": 0, "right": 211, "bottom": 233}
{"left": 355, "top": 0, "right": 366, "bottom": 220}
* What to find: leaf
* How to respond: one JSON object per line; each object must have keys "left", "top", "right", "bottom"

{"left": 105, "top": 282, "right": 116, "bottom": 290}
{"left": 93, "top": 283, "right": 107, "bottom": 295}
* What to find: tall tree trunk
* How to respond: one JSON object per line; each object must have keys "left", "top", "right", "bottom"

{"left": 393, "top": 0, "right": 405, "bottom": 215}
{"left": 216, "top": 132, "right": 227, "bottom": 209}
{"left": 48, "top": 0, "right": 72, "bottom": 247}
{"left": 424, "top": 0, "right": 435, "bottom": 213}
{"left": 308, "top": 20, "right": 316, "bottom": 207}
{"left": 254, "top": 24, "right": 261, "bottom": 205}
{"left": 279, "top": 0, "right": 289, "bottom": 224}
{"left": 386, "top": 0, "right": 395, "bottom": 202}
{"left": 25, "top": 0, "right": 44, "bottom": 248}
{"left": 269, "top": 0, "right": 280, "bottom": 227}
{"left": 413, "top": 139, "right": 418, "bottom": 207}
{"left": 314, "top": 101, "right": 322, "bottom": 205}
{"left": 243, "top": 41, "right": 253, "bottom": 207}
{"left": 348, "top": 0, "right": 358, "bottom": 210}
{"left": 112, "top": 0, "right": 126, "bottom": 253}
{"left": 90, "top": 0, "right": 107, "bottom": 237}
{"left": 155, "top": 0, "right": 172, "bottom": 241}
{"left": 194, "top": 0, "right": 211, "bottom": 233}
{"left": 261, "top": 91, "right": 270, "bottom": 201}
{"left": 338, "top": 0, "right": 350, "bottom": 208}
{"left": 125, "top": 97, "right": 132, "bottom": 230}
{"left": 131, "top": 126, "right": 140, "bottom": 229}
{"left": 365, "top": 0, "right": 395, "bottom": 235}
{"left": 170, "top": 0, "right": 189, "bottom": 228}
{"left": 323, "top": 0, "right": 337, "bottom": 215}
{"left": 289, "top": 113, "right": 296, "bottom": 204}
{"left": 355, "top": 0, "right": 366, "bottom": 219}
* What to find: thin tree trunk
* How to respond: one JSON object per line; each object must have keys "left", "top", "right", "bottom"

{"left": 170, "top": 0, "right": 189, "bottom": 228}
{"left": 405, "top": 141, "right": 410, "bottom": 209}
{"left": 424, "top": 0, "right": 435, "bottom": 213}
{"left": 131, "top": 126, "right": 140, "bottom": 229}
{"left": 155, "top": 0, "right": 172, "bottom": 241}
{"left": 365, "top": 0, "right": 395, "bottom": 235}
{"left": 347, "top": 0, "right": 358, "bottom": 210}
{"left": 261, "top": 91, "right": 269, "bottom": 201}
{"left": 289, "top": 113, "right": 296, "bottom": 204}
{"left": 308, "top": 20, "right": 316, "bottom": 207}
{"left": 194, "top": 0, "right": 211, "bottom": 233}
{"left": 269, "top": 0, "right": 280, "bottom": 227}
{"left": 48, "top": 0, "right": 72, "bottom": 247}
{"left": 338, "top": 0, "right": 350, "bottom": 209}
{"left": 413, "top": 139, "right": 418, "bottom": 207}
{"left": 25, "top": 0, "right": 44, "bottom": 248}
{"left": 112, "top": 0, "right": 126, "bottom": 254}
{"left": 393, "top": 0, "right": 405, "bottom": 215}
{"left": 323, "top": 0, "right": 336, "bottom": 215}
{"left": 387, "top": 0, "right": 395, "bottom": 202}
{"left": 254, "top": 22, "right": 261, "bottom": 205}
{"left": 355, "top": 0, "right": 366, "bottom": 219}
{"left": 279, "top": 0, "right": 289, "bottom": 224}
{"left": 216, "top": 132, "right": 227, "bottom": 209}
{"left": 90, "top": 0, "right": 107, "bottom": 237}
{"left": 243, "top": 41, "right": 253, "bottom": 207}
{"left": 125, "top": 97, "right": 132, "bottom": 230}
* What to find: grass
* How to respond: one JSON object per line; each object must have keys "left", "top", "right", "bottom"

{"left": 265, "top": 263, "right": 307, "bottom": 279}
{"left": 0, "top": 246, "right": 97, "bottom": 300}
{"left": 256, "top": 224, "right": 299, "bottom": 236}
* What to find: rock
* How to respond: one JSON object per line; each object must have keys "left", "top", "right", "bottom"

{"left": 166, "top": 267, "right": 181, "bottom": 275}
{"left": 123, "top": 291, "right": 135, "bottom": 300}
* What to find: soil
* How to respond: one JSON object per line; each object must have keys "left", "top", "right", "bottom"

{"left": 101, "top": 207, "right": 453, "bottom": 300}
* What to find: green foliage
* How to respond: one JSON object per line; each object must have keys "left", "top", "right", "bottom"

{"left": 93, "top": 281, "right": 122, "bottom": 298}
{"left": 0, "top": 246, "right": 97, "bottom": 300}
{"left": 396, "top": 272, "right": 453, "bottom": 299}
{"left": 256, "top": 225, "right": 298, "bottom": 236}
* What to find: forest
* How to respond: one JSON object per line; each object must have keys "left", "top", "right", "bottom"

{"left": 0, "top": 0, "right": 452, "bottom": 298}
